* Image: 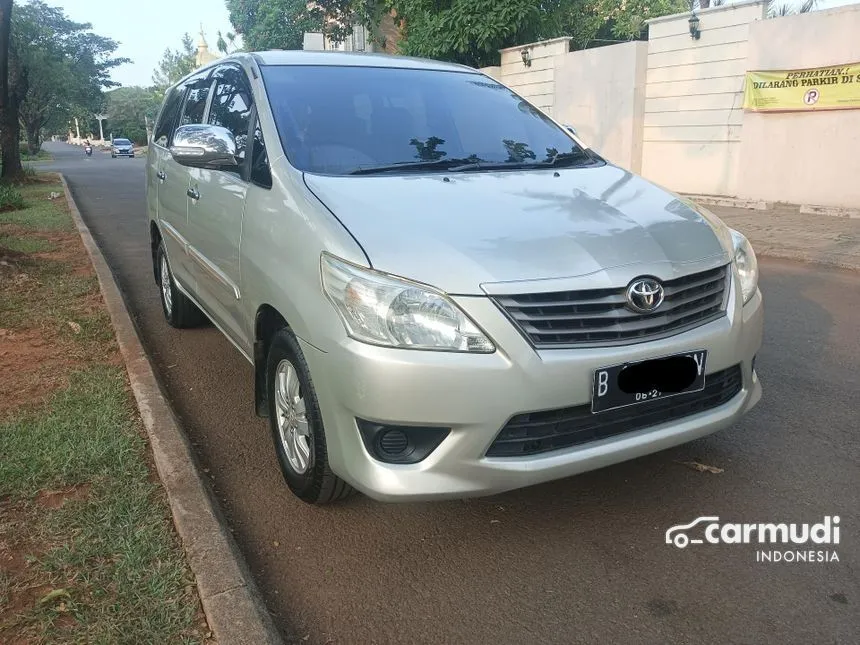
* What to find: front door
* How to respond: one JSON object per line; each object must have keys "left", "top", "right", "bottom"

{"left": 186, "top": 64, "right": 254, "bottom": 351}
{"left": 156, "top": 73, "right": 214, "bottom": 292}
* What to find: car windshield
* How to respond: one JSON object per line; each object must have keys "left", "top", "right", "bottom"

{"left": 261, "top": 64, "right": 602, "bottom": 176}
{"left": 114, "top": 139, "right": 131, "bottom": 145}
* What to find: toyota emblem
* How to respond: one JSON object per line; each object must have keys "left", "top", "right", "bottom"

{"left": 626, "top": 278, "right": 664, "bottom": 313}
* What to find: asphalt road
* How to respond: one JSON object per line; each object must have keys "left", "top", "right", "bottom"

{"left": 44, "top": 142, "right": 859, "bottom": 644}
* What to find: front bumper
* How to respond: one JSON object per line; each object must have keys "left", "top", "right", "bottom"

{"left": 304, "top": 283, "right": 763, "bottom": 502}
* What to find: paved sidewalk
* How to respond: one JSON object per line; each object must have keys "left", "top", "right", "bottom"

{"left": 707, "top": 203, "right": 860, "bottom": 271}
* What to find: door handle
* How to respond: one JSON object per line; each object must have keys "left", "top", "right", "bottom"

{"left": 187, "top": 187, "right": 200, "bottom": 201}
{"left": 156, "top": 170, "right": 166, "bottom": 182}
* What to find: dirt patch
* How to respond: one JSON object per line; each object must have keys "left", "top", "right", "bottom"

{"left": 1, "top": 224, "right": 92, "bottom": 277}
{"left": 0, "top": 247, "right": 28, "bottom": 264}
{"left": 0, "top": 501, "right": 75, "bottom": 644}
{"left": 0, "top": 219, "right": 119, "bottom": 416}
{"left": 34, "top": 484, "right": 91, "bottom": 510}
{"left": 0, "top": 328, "right": 77, "bottom": 416}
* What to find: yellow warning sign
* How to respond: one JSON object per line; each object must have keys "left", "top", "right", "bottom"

{"left": 743, "top": 62, "right": 860, "bottom": 112}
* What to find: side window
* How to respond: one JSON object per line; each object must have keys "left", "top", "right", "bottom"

{"left": 208, "top": 66, "right": 253, "bottom": 162}
{"left": 250, "top": 119, "right": 272, "bottom": 189}
{"left": 153, "top": 87, "right": 184, "bottom": 147}
{"left": 179, "top": 77, "right": 212, "bottom": 126}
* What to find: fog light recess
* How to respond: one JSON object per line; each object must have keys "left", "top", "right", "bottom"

{"left": 356, "top": 419, "right": 450, "bottom": 464}
{"left": 379, "top": 428, "right": 409, "bottom": 456}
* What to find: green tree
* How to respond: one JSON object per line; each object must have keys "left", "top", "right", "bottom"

{"left": 385, "top": 0, "right": 688, "bottom": 67}
{"left": 6, "top": 1, "right": 126, "bottom": 165}
{"left": 384, "top": 0, "right": 552, "bottom": 67}
{"left": 0, "top": 0, "right": 15, "bottom": 177}
{"left": 224, "top": 0, "right": 689, "bottom": 66}
{"left": 226, "top": 0, "right": 321, "bottom": 50}
{"left": 152, "top": 33, "right": 196, "bottom": 94}
{"left": 216, "top": 30, "right": 239, "bottom": 54}
{"left": 225, "top": 0, "right": 377, "bottom": 50}
{"left": 560, "top": 0, "right": 689, "bottom": 49}
{"left": 105, "top": 86, "right": 159, "bottom": 144}
{"left": 767, "top": 0, "right": 817, "bottom": 17}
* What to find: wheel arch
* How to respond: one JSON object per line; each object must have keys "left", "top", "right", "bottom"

{"left": 254, "top": 304, "right": 290, "bottom": 417}
{"left": 150, "top": 221, "right": 162, "bottom": 284}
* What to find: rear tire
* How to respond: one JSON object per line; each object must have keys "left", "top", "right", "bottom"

{"left": 266, "top": 328, "right": 354, "bottom": 504}
{"left": 156, "top": 242, "right": 204, "bottom": 328}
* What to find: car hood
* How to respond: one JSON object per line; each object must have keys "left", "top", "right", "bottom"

{"left": 304, "top": 164, "right": 733, "bottom": 295}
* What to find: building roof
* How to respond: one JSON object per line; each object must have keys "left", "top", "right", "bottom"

{"left": 195, "top": 26, "right": 220, "bottom": 67}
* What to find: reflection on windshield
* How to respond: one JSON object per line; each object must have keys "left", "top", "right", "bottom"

{"left": 503, "top": 140, "right": 536, "bottom": 163}
{"left": 262, "top": 65, "right": 603, "bottom": 175}
{"left": 411, "top": 136, "right": 447, "bottom": 161}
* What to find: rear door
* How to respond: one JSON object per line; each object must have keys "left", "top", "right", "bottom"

{"left": 185, "top": 63, "right": 253, "bottom": 349}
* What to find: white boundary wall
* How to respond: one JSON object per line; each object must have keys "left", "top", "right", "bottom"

{"left": 478, "top": 1, "right": 859, "bottom": 208}
{"left": 641, "top": 1, "right": 767, "bottom": 196}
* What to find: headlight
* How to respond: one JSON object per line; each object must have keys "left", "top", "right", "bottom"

{"left": 730, "top": 229, "right": 758, "bottom": 304}
{"left": 321, "top": 253, "right": 495, "bottom": 353}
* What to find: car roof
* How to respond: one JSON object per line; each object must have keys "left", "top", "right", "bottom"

{"left": 249, "top": 50, "right": 476, "bottom": 73}
{"left": 170, "top": 51, "right": 480, "bottom": 94}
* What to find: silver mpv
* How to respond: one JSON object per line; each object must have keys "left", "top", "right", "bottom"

{"left": 146, "top": 51, "right": 763, "bottom": 504}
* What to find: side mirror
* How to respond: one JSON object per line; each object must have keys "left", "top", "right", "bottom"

{"left": 170, "top": 124, "right": 238, "bottom": 169}
{"left": 564, "top": 124, "right": 577, "bottom": 136}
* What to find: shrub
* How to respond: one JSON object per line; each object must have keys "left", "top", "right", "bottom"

{"left": 0, "top": 184, "right": 26, "bottom": 211}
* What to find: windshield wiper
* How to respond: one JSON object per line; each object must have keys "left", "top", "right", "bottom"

{"left": 448, "top": 151, "right": 599, "bottom": 173}
{"left": 348, "top": 151, "right": 600, "bottom": 176}
{"left": 349, "top": 158, "right": 476, "bottom": 175}
{"left": 544, "top": 150, "right": 600, "bottom": 168}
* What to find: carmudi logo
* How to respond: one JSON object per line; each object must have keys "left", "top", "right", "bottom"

{"left": 665, "top": 516, "right": 841, "bottom": 563}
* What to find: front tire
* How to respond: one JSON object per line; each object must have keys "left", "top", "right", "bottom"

{"left": 156, "top": 242, "right": 204, "bottom": 328}
{"left": 266, "top": 328, "right": 353, "bottom": 504}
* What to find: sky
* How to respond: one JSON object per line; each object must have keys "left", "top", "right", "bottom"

{"left": 43, "top": 0, "right": 860, "bottom": 88}
{"left": 47, "top": 0, "right": 240, "bottom": 88}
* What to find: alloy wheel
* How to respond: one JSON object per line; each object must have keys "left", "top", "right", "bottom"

{"left": 274, "top": 359, "right": 311, "bottom": 474}
{"left": 160, "top": 254, "right": 173, "bottom": 316}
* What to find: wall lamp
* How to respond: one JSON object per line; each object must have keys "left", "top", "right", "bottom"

{"left": 689, "top": 12, "right": 701, "bottom": 40}
{"left": 521, "top": 48, "right": 531, "bottom": 67}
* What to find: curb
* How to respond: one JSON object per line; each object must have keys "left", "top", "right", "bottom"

{"left": 799, "top": 204, "right": 860, "bottom": 219}
{"left": 686, "top": 193, "right": 860, "bottom": 219}
{"left": 61, "top": 175, "right": 283, "bottom": 645}
{"left": 683, "top": 194, "right": 770, "bottom": 211}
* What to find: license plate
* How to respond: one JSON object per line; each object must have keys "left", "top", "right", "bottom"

{"left": 591, "top": 350, "right": 707, "bottom": 413}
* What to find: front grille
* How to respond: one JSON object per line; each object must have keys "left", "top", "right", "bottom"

{"left": 493, "top": 265, "right": 730, "bottom": 348}
{"left": 486, "top": 365, "right": 743, "bottom": 457}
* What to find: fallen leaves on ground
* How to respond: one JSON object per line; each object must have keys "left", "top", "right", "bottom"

{"left": 675, "top": 460, "right": 724, "bottom": 474}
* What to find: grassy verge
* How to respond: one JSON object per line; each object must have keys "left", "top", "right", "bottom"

{"left": 20, "top": 150, "right": 54, "bottom": 163}
{"left": 0, "top": 176, "right": 211, "bottom": 644}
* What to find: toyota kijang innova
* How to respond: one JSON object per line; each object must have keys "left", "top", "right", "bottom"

{"left": 146, "top": 52, "right": 762, "bottom": 504}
